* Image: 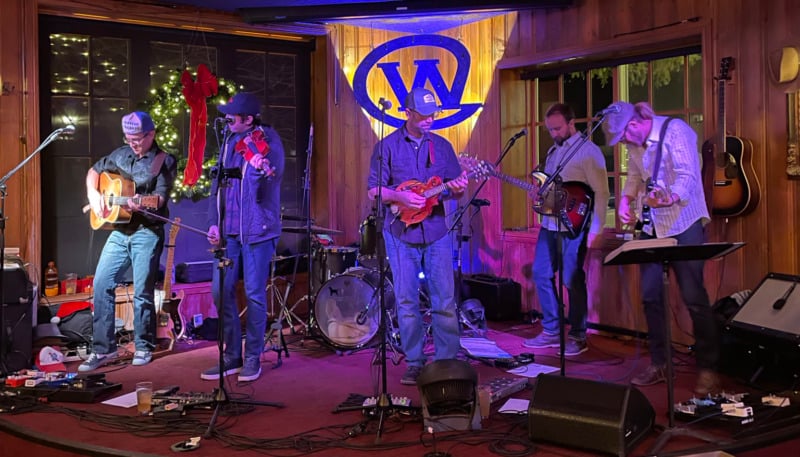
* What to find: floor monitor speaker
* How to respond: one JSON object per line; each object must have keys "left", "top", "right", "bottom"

{"left": 528, "top": 374, "right": 654, "bottom": 457}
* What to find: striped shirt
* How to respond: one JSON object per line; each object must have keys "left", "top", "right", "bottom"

{"left": 622, "top": 115, "right": 710, "bottom": 238}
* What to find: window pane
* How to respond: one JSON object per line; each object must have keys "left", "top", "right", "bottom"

{"left": 268, "top": 53, "right": 297, "bottom": 107}
{"left": 92, "top": 98, "right": 130, "bottom": 158}
{"left": 236, "top": 49, "right": 267, "bottom": 97}
{"left": 185, "top": 45, "right": 218, "bottom": 75}
{"left": 652, "top": 56, "right": 686, "bottom": 112}
{"left": 624, "top": 62, "right": 649, "bottom": 103}
{"left": 150, "top": 42, "right": 183, "bottom": 89}
{"left": 564, "top": 73, "right": 588, "bottom": 118}
{"left": 91, "top": 37, "right": 129, "bottom": 97}
{"left": 50, "top": 34, "right": 89, "bottom": 96}
{"left": 50, "top": 96, "right": 89, "bottom": 157}
{"left": 688, "top": 54, "right": 703, "bottom": 110}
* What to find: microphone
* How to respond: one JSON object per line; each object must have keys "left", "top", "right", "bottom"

{"left": 355, "top": 308, "right": 368, "bottom": 326}
{"left": 377, "top": 97, "right": 392, "bottom": 110}
{"left": 216, "top": 117, "right": 234, "bottom": 124}
{"left": 470, "top": 198, "right": 490, "bottom": 207}
{"left": 595, "top": 104, "right": 622, "bottom": 117}
{"left": 510, "top": 128, "right": 527, "bottom": 141}
{"left": 59, "top": 124, "right": 76, "bottom": 136}
{"left": 773, "top": 281, "right": 796, "bottom": 310}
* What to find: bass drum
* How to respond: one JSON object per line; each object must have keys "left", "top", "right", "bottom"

{"left": 314, "top": 267, "right": 395, "bottom": 350}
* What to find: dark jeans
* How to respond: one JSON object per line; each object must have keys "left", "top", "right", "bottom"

{"left": 640, "top": 220, "right": 719, "bottom": 370}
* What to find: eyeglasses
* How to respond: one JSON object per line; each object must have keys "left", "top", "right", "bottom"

{"left": 123, "top": 131, "right": 153, "bottom": 145}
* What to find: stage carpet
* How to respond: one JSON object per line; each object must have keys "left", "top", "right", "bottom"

{"left": 1, "top": 320, "right": 798, "bottom": 457}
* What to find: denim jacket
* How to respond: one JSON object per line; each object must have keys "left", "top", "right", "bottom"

{"left": 208, "top": 124, "right": 284, "bottom": 244}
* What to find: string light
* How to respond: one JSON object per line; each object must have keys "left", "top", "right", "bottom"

{"left": 146, "top": 70, "right": 237, "bottom": 202}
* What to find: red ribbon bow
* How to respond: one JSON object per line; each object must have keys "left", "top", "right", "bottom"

{"left": 181, "top": 64, "right": 218, "bottom": 186}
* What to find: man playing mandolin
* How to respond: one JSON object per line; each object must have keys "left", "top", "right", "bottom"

{"left": 367, "top": 87, "right": 468, "bottom": 386}
{"left": 80, "top": 111, "right": 177, "bottom": 371}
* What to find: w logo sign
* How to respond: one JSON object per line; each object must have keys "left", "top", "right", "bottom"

{"left": 353, "top": 34, "right": 482, "bottom": 129}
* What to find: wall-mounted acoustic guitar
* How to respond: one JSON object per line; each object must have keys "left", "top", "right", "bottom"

{"left": 704, "top": 57, "right": 760, "bottom": 217}
{"left": 83, "top": 172, "right": 159, "bottom": 230}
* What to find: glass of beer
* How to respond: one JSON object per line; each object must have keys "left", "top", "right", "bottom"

{"left": 136, "top": 381, "right": 153, "bottom": 415}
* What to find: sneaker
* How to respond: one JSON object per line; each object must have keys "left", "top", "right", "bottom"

{"left": 694, "top": 369, "right": 720, "bottom": 396}
{"left": 200, "top": 359, "right": 243, "bottom": 380}
{"left": 559, "top": 338, "right": 588, "bottom": 356}
{"left": 631, "top": 364, "right": 666, "bottom": 386}
{"left": 238, "top": 358, "right": 262, "bottom": 382}
{"left": 78, "top": 351, "right": 119, "bottom": 372}
{"left": 522, "top": 332, "right": 560, "bottom": 349}
{"left": 132, "top": 351, "right": 152, "bottom": 366}
{"left": 400, "top": 365, "right": 422, "bottom": 386}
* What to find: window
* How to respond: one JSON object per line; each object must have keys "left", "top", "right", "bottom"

{"left": 40, "top": 16, "right": 312, "bottom": 277}
{"left": 500, "top": 51, "right": 703, "bottom": 233}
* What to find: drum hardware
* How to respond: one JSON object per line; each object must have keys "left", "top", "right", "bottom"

{"left": 265, "top": 255, "right": 305, "bottom": 352}
{"left": 282, "top": 224, "right": 343, "bottom": 235}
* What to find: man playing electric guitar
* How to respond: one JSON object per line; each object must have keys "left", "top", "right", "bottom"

{"left": 522, "top": 103, "right": 609, "bottom": 357}
{"left": 80, "top": 111, "right": 177, "bottom": 372}
{"left": 367, "top": 87, "right": 468, "bottom": 386}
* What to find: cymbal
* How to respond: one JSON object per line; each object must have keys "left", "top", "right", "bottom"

{"left": 282, "top": 224, "right": 343, "bottom": 235}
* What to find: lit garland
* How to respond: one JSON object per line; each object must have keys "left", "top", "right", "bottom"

{"left": 145, "top": 71, "right": 238, "bottom": 201}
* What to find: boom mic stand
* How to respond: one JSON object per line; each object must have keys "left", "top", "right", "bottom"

{"left": 0, "top": 125, "right": 72, "bottom": 375}
{"left": 204, "top": 131, "right": 282, "bottom": 439}
{"left": 535, "top": 116, "right": 605, "bottom": 375}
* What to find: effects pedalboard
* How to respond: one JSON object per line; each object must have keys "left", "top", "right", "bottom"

{"left": 479, "top": 376, "right": 529, "bottom": 404}
{"left": 150, "top": 386, "right": 216, "bottom": 417}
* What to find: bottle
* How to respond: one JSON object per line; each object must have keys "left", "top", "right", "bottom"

{"left": 45, "top": 261, "right": 59, "bottom": 297}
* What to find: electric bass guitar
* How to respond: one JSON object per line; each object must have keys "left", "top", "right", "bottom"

{"left": 85, "top": 172, "right": 160, "bottom": 230}
{"left": 464, "top": 158, "right": 593, "bottom": 238}
{"left": 156, "top": 218, "right": 186, "bottom": 346}
{"left": 389, "top": 160, "right": 490, "bottom": 226}
{"left": 704, "top": 57, "right": 760, "bottom": 217}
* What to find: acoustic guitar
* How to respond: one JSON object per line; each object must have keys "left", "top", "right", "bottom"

{"left": 86, "top": 172, "right": 159, "bottom": 230}
{"left": 156, "top": 218, "right": 186, "bottom": 346}
{"left": 704, "top": 57, "right": 761, "bottom": 217}
{"left": 462, "top": 157, "right": 594, "bottom": 238}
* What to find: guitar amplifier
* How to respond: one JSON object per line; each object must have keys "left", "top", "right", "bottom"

{"left": 461, "top": 274, "right": 521, "bottom": 321}
{"left": 176, "top": 261, "right": 214, "bottom": 283}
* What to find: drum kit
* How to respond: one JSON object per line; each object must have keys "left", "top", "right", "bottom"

{"left": 273, "top": 215, "right": 411, "bottom": 353}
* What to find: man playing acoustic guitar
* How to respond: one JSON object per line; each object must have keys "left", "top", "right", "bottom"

{"left": 367, "top": 87, "right": 468, "bottom": 386}
{"left": 80, "top": 111, "right": 177, "bottom": 371}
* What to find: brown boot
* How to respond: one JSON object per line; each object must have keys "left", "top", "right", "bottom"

{"left": 694, "top": 369, "right": 720, "bottom": 396}
{"left": 631, "top": 364, "right": 666, "bottom": 386}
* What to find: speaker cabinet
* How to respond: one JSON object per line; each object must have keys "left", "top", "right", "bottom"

{"left": 528, "top": 374, "right": 654, "bottom": 457}
{"left": 728, "top": 272, "right": 800, "bottom": 341}
{"left": 1, "top": 301, "right": 33, "bottom": 374}
{"left": 460, "top": 274, "right": 521, "bottom": 321}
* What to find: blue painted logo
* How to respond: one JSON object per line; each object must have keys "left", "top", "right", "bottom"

{"left": 353, "top": 35, "right": 482, "bottom": 129}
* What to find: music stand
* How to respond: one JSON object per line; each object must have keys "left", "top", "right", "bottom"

{"left": 604, "top": 240, "right": 744, "bottom": 455}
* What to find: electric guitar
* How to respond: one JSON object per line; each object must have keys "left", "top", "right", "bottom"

{"left": 156, "top": 219, "right": 186, "bottom": 347}
{"left": 389, "top": 161, "right": 490, "bottom": 226}
{"left": 85, "top": 172, "right": 160, "bottom": 230}
{"left": 705, "top": 57, "right": 760, "bottom": 217}
{"left": 464, "top": 158, "right": 593, "bottom": 238}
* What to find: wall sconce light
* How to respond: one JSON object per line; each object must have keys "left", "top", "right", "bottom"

{"left": 416, "top": 359, "right": 481, "bottom": 432}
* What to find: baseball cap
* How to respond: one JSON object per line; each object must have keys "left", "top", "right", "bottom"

{"left": 121, "top": 111, "right": 155, "bottom": 135}
{"left": 404, "top": 87, "right": 440, "bottom": 116}
{"left": 37, "top": 346, "right": 67, "bottom": 373}
{"left": 602, "top": 101, "right": 636, "bottom": 146}
{"left": 218, "top": 92, "right": 261, "bottom": 116}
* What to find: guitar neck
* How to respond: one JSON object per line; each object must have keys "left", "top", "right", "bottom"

{"left": 420, "top": 169, "right": 484, "bottom": 198}
{"left": 489, "top": 169, "right": 536, "bottom": 193}
{"left": 107, "top": 195, "right": 159, "bottom": 208}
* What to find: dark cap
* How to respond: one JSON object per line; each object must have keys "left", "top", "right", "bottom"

{"left": 404, "top": 87, "right": 440, "bottom": 116}
{"left": 218, "top": 92, "right": 261, "bottom": 116}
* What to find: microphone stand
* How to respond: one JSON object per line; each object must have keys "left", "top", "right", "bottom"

{"left": 446, "top": 132, "right": 525, "bottom": 336}
{"left": 0, "top": 126, "right": 69, "bottom": 375}
{"left": 536, "top": 115, "right": 606, "bottom": 375}
{"left": 204, "top": 129, "right": 282, "bottom": 439}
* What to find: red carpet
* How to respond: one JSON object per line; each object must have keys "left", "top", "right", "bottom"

{"left": 1, "top": 321, "right": 798, "bottom": 457}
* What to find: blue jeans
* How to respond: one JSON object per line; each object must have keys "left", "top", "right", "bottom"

{"left": 384, "top": 231, "right": 461, "bottom": 367}
{"left": 212, "top": 236, "right": 277, "bottom": 364}
{"left": 532, "top": 228, "right": 588, "bottom": 340}
{"left": 640, "top": 220, "right": 718, "bottom": 369}
{"left": 93, "top": 227, "right": 163, "bottom": 353}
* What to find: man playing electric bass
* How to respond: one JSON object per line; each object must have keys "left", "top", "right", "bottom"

{"left": 80, "top": 111, "right": 177, "bottom": 371}
{"left": 367, "top": 87, "right": 468, "bottom": 386}
{"left": 522, "top": 103, "right": 609, "bottom": 357}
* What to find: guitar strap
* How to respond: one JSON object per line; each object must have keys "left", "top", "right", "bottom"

{"left": 650, "top": 117, "right": 674, "bottom": 184}
{"left": 150, "top": 150, "right": 167, "bottom": 178}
